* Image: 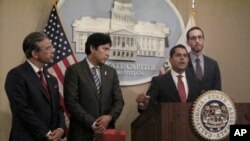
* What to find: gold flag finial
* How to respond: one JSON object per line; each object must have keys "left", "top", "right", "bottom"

{"left": 192, "top": 0, "right": 196, "bottom": 16}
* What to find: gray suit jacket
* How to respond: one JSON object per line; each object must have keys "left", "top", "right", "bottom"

{"left": 64, "top": 59, "right": 124, "bottom": 141}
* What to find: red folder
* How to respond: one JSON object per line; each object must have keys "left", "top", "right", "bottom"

{"left": 94, "top": 129, "right": 126, "bottom": 141}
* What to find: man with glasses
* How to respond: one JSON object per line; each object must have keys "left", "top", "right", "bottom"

{"left": 186, "top": 26, "right": 221, "bottom": 92}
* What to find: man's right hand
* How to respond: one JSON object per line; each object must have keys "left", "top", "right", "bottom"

{"left": 136, "top": 93, "right": 150, "bottom": 108}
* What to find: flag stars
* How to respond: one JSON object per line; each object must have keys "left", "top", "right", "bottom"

{"left": 43, "top": 6, "right": 76, "bottom": 69}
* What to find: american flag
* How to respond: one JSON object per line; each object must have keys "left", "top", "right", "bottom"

{"left": 43, "top": 6, "right": 77, "bottom": 116}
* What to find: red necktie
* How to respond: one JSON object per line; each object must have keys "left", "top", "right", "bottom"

{"left": 38, "top": 70, "right": 51, "bottom": 101}
{"left": 177, "top": 75, "right": 186, "bottom": 103}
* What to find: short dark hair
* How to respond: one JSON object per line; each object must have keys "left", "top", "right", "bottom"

{"left": 186, "top": 26, "right": 204, "bottom": 40}
{"left": 23, "top": 32, "right": 49, "bottom": 58}
{"left": 170, "top": 44, "right": 188, "bottom": 58}
{"left": 85, "top": 33, "right": 112, "bottom": 55}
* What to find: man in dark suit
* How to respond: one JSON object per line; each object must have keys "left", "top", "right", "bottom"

{"left": 64, "top": 33, "right": 124, "bottom": 141}
{"left": 186, "top": 26, "right": 221, "bottom": 92}
{"left": 136, "top": 44, "right": 201, "bottom": 110}
{"left": 5, "top": 32, "right": 65, "bottom": 141}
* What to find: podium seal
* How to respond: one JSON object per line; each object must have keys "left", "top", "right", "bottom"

{"left": 192, "top": 90, "right": 236, "bottom": 140}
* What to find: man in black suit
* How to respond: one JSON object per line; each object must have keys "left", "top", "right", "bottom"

{"left": 186, "top": 26, "right": 221, "bottom": 92}
{"left": 136, "top": 44, "right": 201, "bottom": 109}
{"left": 5, "top": 32, "right": 65, "bottom": 141}
{"left": 64, "top": 33, "right": 124, "bottom": 141}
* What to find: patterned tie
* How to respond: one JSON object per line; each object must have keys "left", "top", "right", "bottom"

{"left": 38, "top": 70, "right": 51, "bottom": 100}
{"left": 177, "top": 75, "right": 186, "bottom": 103}
{"left": 195, "top": 58, "right": 202, "bottom": 81}
{"left": 91, "top": 67, "right": 101, "bottom": 94}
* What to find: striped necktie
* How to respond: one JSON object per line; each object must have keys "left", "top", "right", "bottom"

{"left": 91, "top": 67, "right": 101, "bottom": 94}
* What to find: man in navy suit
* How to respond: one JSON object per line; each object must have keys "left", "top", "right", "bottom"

{"left": 136, "top": 44, "right": 201, "bottom": 110}
{"left": 64, "top": 33, "right": 124, "bottom": 141}
{"left": 5, "top": 32, "right": 65, "bottom": 141}
{"left": 186, "top": 26, "right": 221, "bottom": 92}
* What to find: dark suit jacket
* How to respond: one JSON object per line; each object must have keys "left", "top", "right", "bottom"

{"left": 147, "top": 71, "right": 201, "bottom": 103}
{"left": 4, "top": 61, "right": 65, "bottom": 141}
{"left": 187, "top": 55, "right": 221, "bottom": 92}
{"left": 64, "top": 59, "right": 124, "bottom": 141}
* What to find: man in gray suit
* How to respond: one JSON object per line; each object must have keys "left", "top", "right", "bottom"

{"left": 186, "top": 26, "right": 221, "bottom": 92}
{"left": 64, "top": 33, "right": 124, "bottom": 141}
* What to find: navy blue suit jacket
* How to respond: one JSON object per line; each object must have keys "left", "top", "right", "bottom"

{"left": 187, "top": 55, "right": 221, "bottom": 92}
{"left": 147, "top": 71, "right": 201, "bottom": 103}
{"left": 5, "top": 61, "right": 65, "bottom": 141}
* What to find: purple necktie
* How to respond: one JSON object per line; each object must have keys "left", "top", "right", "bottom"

{"left": 195, "top": 58, "right": 202, "bottom": 81}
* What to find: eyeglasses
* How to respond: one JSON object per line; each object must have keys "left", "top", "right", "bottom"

{"left": 189, "top": 35, "right": 204, "bottom": 41}
{"left": 40, "top": 46, "right": 55, "bottom": 52}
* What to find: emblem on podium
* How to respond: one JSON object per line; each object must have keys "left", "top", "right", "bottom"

{"left": 192, "top": 90, "right": 237, "bottom": 140}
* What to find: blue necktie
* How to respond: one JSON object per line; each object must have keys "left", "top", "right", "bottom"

{"left": 91, "top": 67, "right": 101, "bottom": 94}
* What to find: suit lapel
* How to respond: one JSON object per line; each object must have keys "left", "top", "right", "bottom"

{"left": 44, "top": 71, "right": 55, "bottom": 103}
{"left": 203, "top": 56, "right": 209, "bottom": 81}
{"left": 24, "top": 62, "right": 51, "bottom": 103}
{"left": 100, "top": 66, "right": 108, "bottom": 98}
{"left": 166, "top": 73, "right": 180, "bottom": 102}
{"left": 82, "top": 60, "right": 102, "bottom": 102}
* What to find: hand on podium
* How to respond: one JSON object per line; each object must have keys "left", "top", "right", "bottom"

{"left": 136, "top": 93, "right": 150, "bottom": 109}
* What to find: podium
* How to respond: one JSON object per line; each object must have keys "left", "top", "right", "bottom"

{"left": 131, "top": 103, "right": 250, "bottom": 141}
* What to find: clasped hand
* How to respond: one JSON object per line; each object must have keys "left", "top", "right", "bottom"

{"left": 92, "top": 115, "right": 112, "bottom": 134}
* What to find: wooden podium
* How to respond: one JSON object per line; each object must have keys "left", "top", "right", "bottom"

{"left": 131, "top": 103, "right": 250, "bottom": 141}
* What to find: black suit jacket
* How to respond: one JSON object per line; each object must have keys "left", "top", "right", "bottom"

{"left": 187, "top": 55, "right": 221, "bottom": 92}
{"left": 64, "top": 59, "right": 124, "bottom": 141}
{"left": 4, "top": 61, "right": 65, "bottom": 141}
{"left": 147, "top": 71, "right": 201, "bottom": 103}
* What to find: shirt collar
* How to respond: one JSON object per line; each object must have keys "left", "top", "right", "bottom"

{"left": 86, "top": 58, "right": 100, "bottom": 69}
{"left": 171, "top": 69, "right": 186, "bottom": 78}
{"left": 189, "top": 52, "right": 204, "bottom": 63}
{"left": 27, "top": 60, "right": 43, "bottom": 73}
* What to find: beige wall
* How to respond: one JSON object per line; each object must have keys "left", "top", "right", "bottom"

{"left": 1, "top": 0, "right": 250, "bottom": 141}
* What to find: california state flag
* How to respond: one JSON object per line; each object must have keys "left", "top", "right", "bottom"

{"left": 159, "top": 14, "right": 196, "bottom": 75}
